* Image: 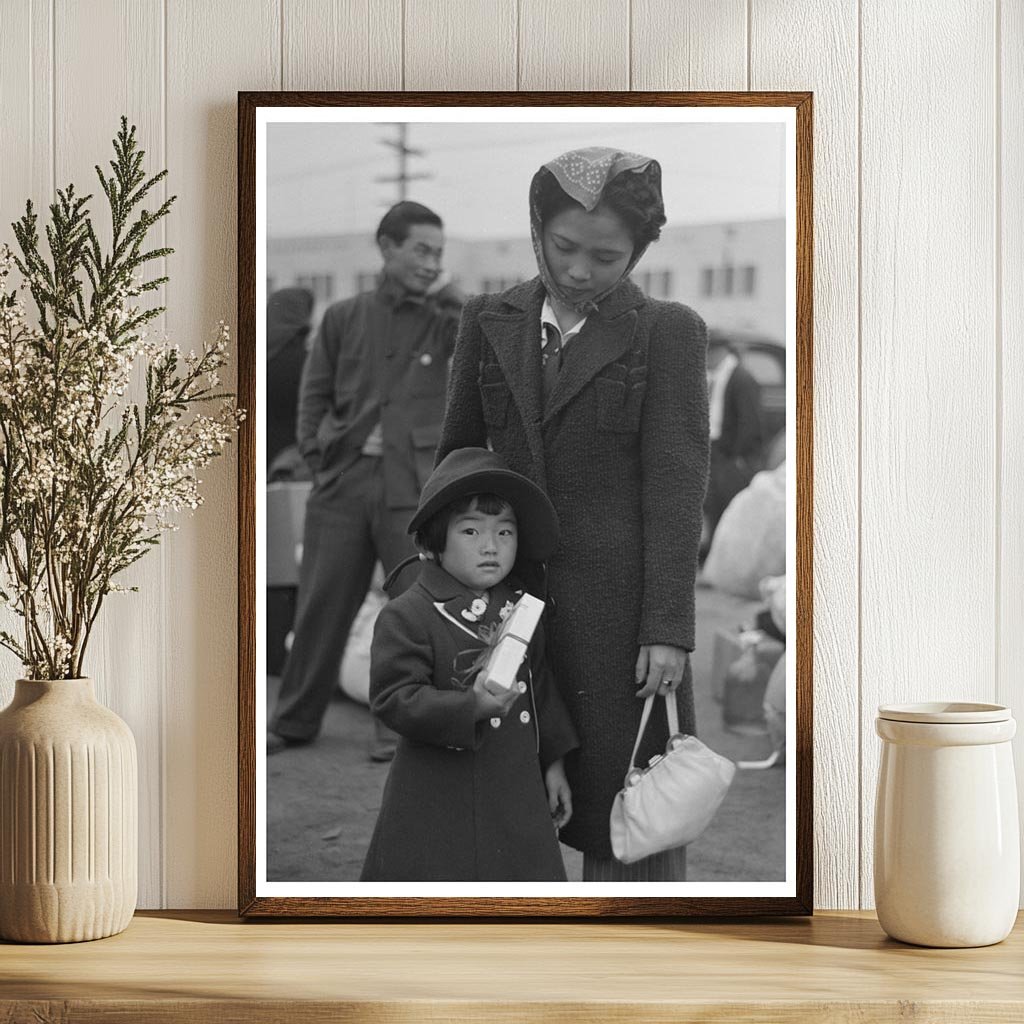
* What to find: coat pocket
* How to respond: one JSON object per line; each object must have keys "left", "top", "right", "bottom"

{"left": 480, "top": 379, "right": 512, "bottom": 429}
{"left": 595, "top": 375, "right": 646, "bottom": 433}
{"left": 406, "top": 345, "right": 449, "bottom": 398}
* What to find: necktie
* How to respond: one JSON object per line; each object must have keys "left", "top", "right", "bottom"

{"left": 541, "top": 322, "right": 562, "bottom": 404}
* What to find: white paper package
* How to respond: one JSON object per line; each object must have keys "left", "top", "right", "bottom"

{"left": 482, "top": 593, "right": 545, "bottom": 691}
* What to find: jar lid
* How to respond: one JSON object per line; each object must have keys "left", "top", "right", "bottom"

{"left": 877, "top": 702, "right": 1011, "bottom": 724}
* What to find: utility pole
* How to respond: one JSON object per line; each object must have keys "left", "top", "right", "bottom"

{"left": 375, "top": 123, "right": 431, "bottom": 203}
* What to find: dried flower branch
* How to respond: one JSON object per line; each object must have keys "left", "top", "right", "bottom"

{"left": 0, "top": 117, "right": 241, "bottom": 679}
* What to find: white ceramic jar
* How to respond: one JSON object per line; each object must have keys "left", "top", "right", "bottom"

{"left": 874, "top": 702, "right": 1019, "bottom": 947}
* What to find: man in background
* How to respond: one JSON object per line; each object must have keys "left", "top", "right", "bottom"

{"left": 268, "top": 201, "right": 460, "bottom": 760}
{"left": 703, "top": 331, "right": 764, "bottom": 553}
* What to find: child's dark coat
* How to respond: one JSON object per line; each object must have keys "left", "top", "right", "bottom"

{"left": 360, "top": 561, "right": 578, "bottom": 881}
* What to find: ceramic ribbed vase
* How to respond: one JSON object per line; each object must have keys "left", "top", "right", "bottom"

{"left": 0, "top": 678, "right": 137, "bottom": 943}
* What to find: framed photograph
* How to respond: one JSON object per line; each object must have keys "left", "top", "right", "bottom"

{"left": 238, "top": 91, "right": 812, "bottom": 917}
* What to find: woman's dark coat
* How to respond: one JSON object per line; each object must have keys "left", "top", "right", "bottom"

{"left": 436, "top": 276, "right": 710, "bottom": 859}
{"left": 360, "top": 561, "right": 578, "bottom": 881}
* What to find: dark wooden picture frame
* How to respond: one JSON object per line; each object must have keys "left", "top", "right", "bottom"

{"left": 238, "top": 91, "right": 813, "bottom": 917}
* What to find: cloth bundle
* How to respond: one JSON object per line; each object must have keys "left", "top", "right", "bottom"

{"left": 703, "top": 462, "right": 786, "bottom": 599}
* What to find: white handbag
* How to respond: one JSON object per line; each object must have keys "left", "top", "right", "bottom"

{"left": 610, "top": 694, "right": 736, "bottom": 864}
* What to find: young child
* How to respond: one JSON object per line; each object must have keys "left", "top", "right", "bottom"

{"left": 360, "top": 447, "right": 578, "bottom": 881}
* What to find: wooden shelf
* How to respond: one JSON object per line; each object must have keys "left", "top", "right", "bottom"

{"left": 2, "top": 910, "right": 1022, "bottom": 1022}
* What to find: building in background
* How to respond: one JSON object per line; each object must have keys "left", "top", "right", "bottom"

{"left": 268, "top": 217, "right": 785, "bottom": 341}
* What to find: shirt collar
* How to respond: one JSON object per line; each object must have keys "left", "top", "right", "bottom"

{"left": 540, "top": 294, "right": 587, "bottom": 343}
{"left": 708, "top": 351, "right": 739, "bottom": 383}
{"left": 417, "top": 561, "right": 523, "bottom": 630}
{"left": 376, "top": 272, "right": 428, "bottom": 309}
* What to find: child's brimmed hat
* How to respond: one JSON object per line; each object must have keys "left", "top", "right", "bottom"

{"left": 409, "top": 447, "right": 559, "bottom": 561}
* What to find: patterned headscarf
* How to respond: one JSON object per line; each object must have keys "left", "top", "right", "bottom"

{"left": 529, "top": 147, "right": 666, "bottom": 314}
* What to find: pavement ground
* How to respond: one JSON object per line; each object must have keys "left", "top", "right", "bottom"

{"left": 266, "top": 582, "right": 786, "bottom": 882}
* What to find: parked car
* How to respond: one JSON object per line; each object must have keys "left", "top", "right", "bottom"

{"left": 706, "top": 327, "right": 786, "bottom": 469}
{"left": 699, "top": 329, "right": 787, "bottom": 559}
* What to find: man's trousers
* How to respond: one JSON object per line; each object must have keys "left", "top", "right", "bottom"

{"left": 270, "top": 456, "right": 417, "bottom": 742}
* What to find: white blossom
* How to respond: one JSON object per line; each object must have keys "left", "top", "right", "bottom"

{"left": 0, "top": 242, "right": 240, "bottom": 678}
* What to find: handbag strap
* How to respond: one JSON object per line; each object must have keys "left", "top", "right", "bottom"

{"left": 628, "top": 694, "right": 681, "bottom": 770}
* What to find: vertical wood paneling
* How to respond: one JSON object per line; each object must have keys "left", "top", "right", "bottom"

{"left": 631, "top": 0, "right": 746, "bottom": 90}
{"left": 283, "top": 0, "right": 402, "bottom": 90}
{"left": 1000, "top": 0, "right": 1024, "bottom": 899}
{"left": 0, "top": 1, "right": 54, "bottom": 699}
{"left": 750, "top": 1, "right": 860, "bottom": 910}
{"left": 52, "top": 0, "right": 166, "bottom": 909}
{"left": 164, "top": 0, "right": 279, "bottom": 908}
{"left": 0, "top": 0, "right": 52, "bottom": 232}
{"left": 860, "top": 1, "right": 998, "bottom": 908}
{"left": 0, "top": 0, "right": 1020, "bottom": 912}
{"left": 518, "top": 0, "right": 628, "bottom": 90}
{"left": 404, "top": 0, "right": 516, "bottom": 90}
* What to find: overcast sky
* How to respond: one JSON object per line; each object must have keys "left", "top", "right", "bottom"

{"left": 267, "top": 120, "right": 786, "bottom": 241}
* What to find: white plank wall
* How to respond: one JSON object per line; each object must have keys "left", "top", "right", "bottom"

{"left": 1002, "top": 0, "right": 1024, "bottom": 885}
{"left": 519, "top": 0, "right": 629, "bottom": 90}
{"left": 405, "top": 0, "right": 517, "bottom": 90}
{"left": 631, "top": 0, "right": 746, "bottom": 91}
{"left": 0, "top": 0, "right": 52, "bottom": 244}
{"left": 0, "top": 3, "right": 53, "bottom": 691}
{"left": 283, "top": 0, "right": 402, "bottom": 90}
{"left": 162, "top": 0, "right": 279, "bottom": 908}
{"left": 750, "top": 0, "right": 861, "bottom": 912}
{"left": 53, "top": 0, "right": 168, "bottom": 910}
{"left": 859, "top": 0, "right": 999, "bottom": 909}
{"left": 0, "top": 0, "right": 1020, "bottom": 910}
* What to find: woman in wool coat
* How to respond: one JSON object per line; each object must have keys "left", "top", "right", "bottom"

{"left": 436, "top": 148, "right": 710, "bottom": 881}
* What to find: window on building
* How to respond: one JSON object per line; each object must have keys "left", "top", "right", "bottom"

{"left": 355, "top": 271, "right": 378, "bottom": 294}
{"left": 701, "top": 263, "right": 757, "bottom": 298}
{"left": 720, "top": 265, "right": 735, "bottom": 296}
{"left": 635, "top": 270, "right": 672, "bottom": 298}
{"left": 295, "top": 274, "right": 334, "bottom": 303}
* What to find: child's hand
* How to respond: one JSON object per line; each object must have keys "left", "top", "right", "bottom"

{"left": 471, "top": 670, "right": 519, "bottom": 719}
{"left": 544, "top": 759, "right": 573, "bottom": 831}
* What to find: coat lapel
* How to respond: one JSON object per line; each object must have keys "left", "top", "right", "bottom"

{"left": 478, "top": 279, "right": 548, "bottom": 485}
{"left": 418, "top": 563, "right": 522, "bottom": 643}
{"left": 543, "top": 279, "right": 645, "bottom": 423}
{"left": 544, "top": 309, "right": 637, "bottom": 423}
{"left": 475, "top": 276, "right": 647, "bottom": 455}
{"left": 479, "top": 279, "right": 545, "bottom": 433}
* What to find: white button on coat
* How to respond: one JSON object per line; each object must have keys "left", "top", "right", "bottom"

{"left": 517, "top": 681, "right": 528, "bottom": 694}
{"left": 519, "top": 710, "right": 531, "bottom": 724}
{"left": 490, "top": 717, "right": 501, "bottom": 729}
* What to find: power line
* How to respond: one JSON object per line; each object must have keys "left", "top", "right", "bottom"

{"left": 374, "top": 124, "right": 431, "bottom": 204}
{"left": 269, "top": 126, "right": 642, "bottom": 189}
{"left": 269, "top": 152, "right": 381, "bottom": 186}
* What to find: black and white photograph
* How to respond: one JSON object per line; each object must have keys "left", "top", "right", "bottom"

{"left": 241, "top": 96, "right": 809, "bottom": 914}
